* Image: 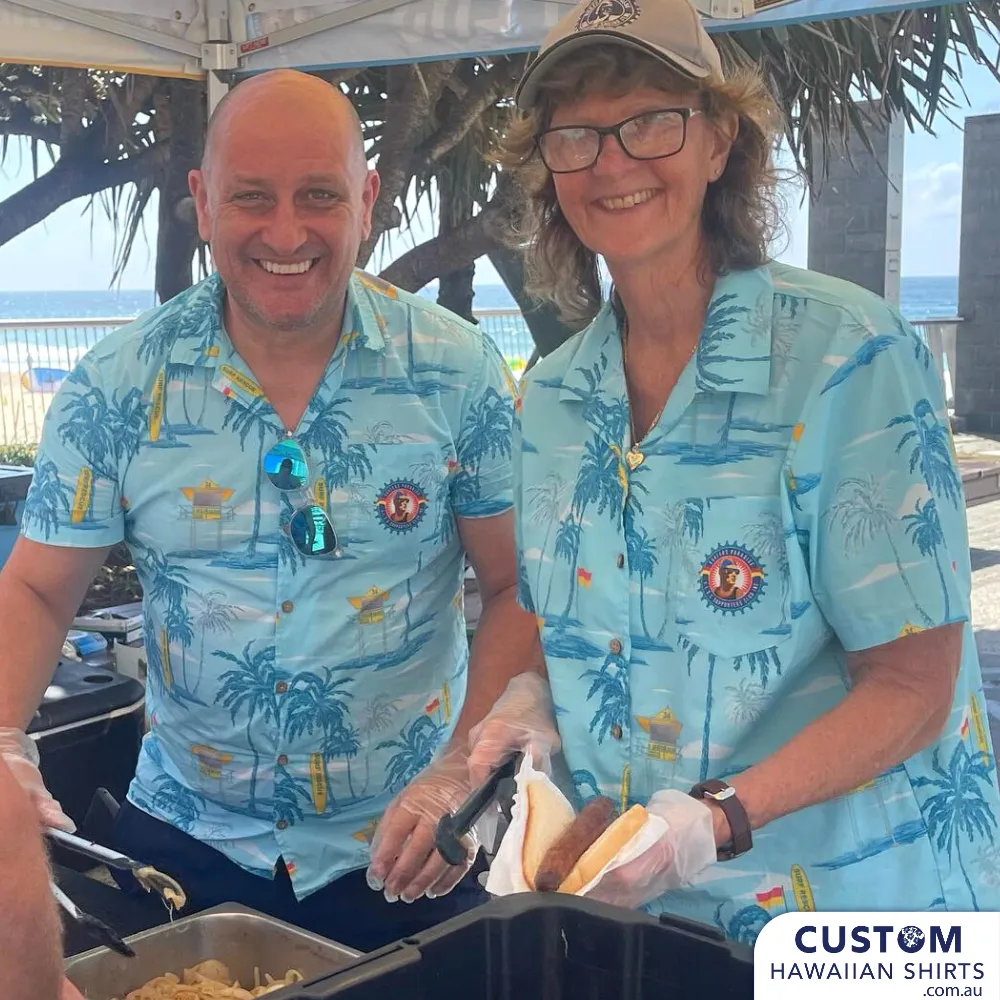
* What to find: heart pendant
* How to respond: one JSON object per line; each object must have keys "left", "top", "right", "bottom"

{"left": 625, "top": 448, "right": 644, "bottom": 471}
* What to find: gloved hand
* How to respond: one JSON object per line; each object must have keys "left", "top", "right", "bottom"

{"left": 366, "top": 742, "right": 479, "bottom": 904}
{"left": 0, "top": 727, "right": 75, "bottom": 832}
{"left": 584, "top": 790, "right": 718, "bottom": 910}
{"left": 466, "top": 672, "right": 561, "bottom": 786}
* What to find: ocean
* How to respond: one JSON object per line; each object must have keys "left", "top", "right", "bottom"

{"left": 0, "top": 275, "right": 959, "bottom": 380}
{"left": 0, "top": 274, "right": 960, "bottom": 322}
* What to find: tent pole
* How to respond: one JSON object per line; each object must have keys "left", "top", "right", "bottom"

{"left": 883, "top": 111, "right": 905, "bottom": 309}
{"left": 207, "top": 72, "right": 230, "bottom": 117}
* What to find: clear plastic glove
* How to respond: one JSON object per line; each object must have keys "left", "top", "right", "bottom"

{"left": 584, "top": 790, "right": 718, "bottom": 910}
{"left": 466, "top": 672, "right": 561, "bottom": 786}
{"left": 366, "top": 743, "right": 479, "bottom": 905}
{"left": 0, "top": 727, "right": 75, "bottom": 832}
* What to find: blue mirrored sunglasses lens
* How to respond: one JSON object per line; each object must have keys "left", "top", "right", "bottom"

{"left": 264, "top": 438, "right": 309, "bottom": 492}
{"left": 289, "top": 505, "right": 339, "bottom": 556}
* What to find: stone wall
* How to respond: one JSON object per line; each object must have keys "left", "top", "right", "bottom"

{"left": 954, "top": 113, "right": 1000, "bottom": 434}
{"left": 807, "top": 108, "right": 904, "bottom": 304}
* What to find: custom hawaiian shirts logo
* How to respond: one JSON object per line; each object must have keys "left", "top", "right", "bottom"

{"left": 699, "top": 543, "right": 765, "bottom": 614}
{"left": 577, "top": 0, "right": 641, "bottom": 31}
{"left": 375, "top": 480, "right": 428, "bottom": 532}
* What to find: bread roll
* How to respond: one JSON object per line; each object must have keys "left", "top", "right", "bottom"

{"left": 558, "top": 803, "right": 649, "bottom": 895}
{"left": 521, "top": 780, "right": 575, "bottom": 890}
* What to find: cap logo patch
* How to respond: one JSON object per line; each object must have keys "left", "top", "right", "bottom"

{"left": 577, "top": 0, "right": 641, "bottom": 31}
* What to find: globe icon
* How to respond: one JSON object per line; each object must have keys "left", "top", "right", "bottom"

{"left": 898, "top": 926, "right": 926, "bottom": 953}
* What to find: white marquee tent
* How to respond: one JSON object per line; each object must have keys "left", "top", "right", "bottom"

{"left": 0, "top": 0, "right": 956, "bottom": 112}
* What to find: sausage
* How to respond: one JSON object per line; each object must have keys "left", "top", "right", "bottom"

{"left": 534, "top": 796, "right": 618, "bottom": 892}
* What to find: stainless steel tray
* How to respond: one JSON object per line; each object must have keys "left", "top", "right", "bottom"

{"left": 64, "top": 902, "right": 361, "bottom": 999}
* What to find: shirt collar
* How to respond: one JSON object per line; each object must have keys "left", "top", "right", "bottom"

{"left": 164, "top": 268, "right": 390, "bottom": 371}
{"left": 557, "top": 265, "right": 775, "bottom": 403}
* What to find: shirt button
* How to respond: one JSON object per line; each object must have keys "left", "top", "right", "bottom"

{"left": 611, "top": 724, "right": 623, "bottom": 740}
{"left": 277, "top": 754, "right": 288, "bottom": 766}
{"left": 275, "top": 681, "right": 288, "bottom": 694}
{"left": 276, "top": 819, "right": 289, "bottom": 831}
{"left": 281, "top": 600, "right": 294, "bottom": 614}
{"left": 609, "top": 638, "right": 623, "bottom": 655}
{"left": 616, "top": 553, "right": 625, "bottom": 569}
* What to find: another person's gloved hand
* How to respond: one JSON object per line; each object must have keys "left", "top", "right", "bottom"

{"left": 466, "top": 672, "right": 561, "bottom": 785}
{"left": 0, "top": 727, "right": 75, "bottom": 832}
{"left": 366, "top": 743, "right": 479, "bottom": 904}
{"left": 583, "top": 790, "right": 718, "bottom": 910}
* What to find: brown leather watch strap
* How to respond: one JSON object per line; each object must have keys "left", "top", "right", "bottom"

{"left": 689, "top": 778, "right": 753, "bottom": 861}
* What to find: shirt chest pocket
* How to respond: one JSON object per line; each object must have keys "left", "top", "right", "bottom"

{"left": 670, "top": 495, "right": 793, "bottom": 659}
{"left": 342, "top": 442, "right": 454, "bottom": 546}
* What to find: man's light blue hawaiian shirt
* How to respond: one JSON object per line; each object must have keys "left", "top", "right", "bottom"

{"left": 515, "top": 261, "right": 1000, "bottom": 943}
{"left": 21, "top": 270, "right": 516, "bottom": 899}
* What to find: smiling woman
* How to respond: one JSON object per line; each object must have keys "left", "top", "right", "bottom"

{"left": 495, "top": 36, "right": 783, "bottom": 325}
{"left": 470, "top": 0, "right": 1000, "bottom": 945}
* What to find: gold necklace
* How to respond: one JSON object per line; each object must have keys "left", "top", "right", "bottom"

{"left": 622, "top": 316, "right": 667, "bottom": 472}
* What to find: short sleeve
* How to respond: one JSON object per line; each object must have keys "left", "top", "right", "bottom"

{"left": 20, "top": 360, "right": 126, "bottom": 547}
{"left": 791, "top": 310, "right": 970, "bottom": 651}
{"left": 451, "top": 334, "right": 515, "bottom": 519}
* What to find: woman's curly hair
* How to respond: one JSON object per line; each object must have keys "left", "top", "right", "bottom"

{"left": 494, "top": 45, "right": 788, "bottom": 325}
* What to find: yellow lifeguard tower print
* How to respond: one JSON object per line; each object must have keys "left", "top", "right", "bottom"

{"left": 348, "top": 585, "right": 390, "bottom": 655}
{"left": 180, "top": 479, "right": 235, "bottom": 550}
{"left": 190, "top": 744, "right": 233, "bottom": 780}
{"left": 636, "top": 707, "right": 683, "bottom": 761}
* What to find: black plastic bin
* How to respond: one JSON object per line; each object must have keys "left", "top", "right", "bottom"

{"left": 27, "top": 657, "right": 145, "bottom": 870}
{"left": 286, "top": 893, "right": 754, "bottom": 1000}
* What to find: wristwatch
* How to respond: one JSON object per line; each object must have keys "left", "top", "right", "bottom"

{"left": 689, "top": 779, "right": 753, "bottom": 861}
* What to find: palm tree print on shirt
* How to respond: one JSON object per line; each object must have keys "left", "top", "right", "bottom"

{"left": 825, "top": 473, "right": 934, "bottom": 627}
{"left": 284, "top": 668, "right": 361, "bottom": 807}
{"left": 452, "top": 386, "right": 514, "bottom": 512}
{"left": 913, "top": 741, "right": 998, "bottom": 910}
{"left": 139, "top": 546, "right": 202, "bottom": 702}
{"left": 656, "top": 498, "right": 704, "bottom": 639}
{"left": 191, "top": 590, "right": 239, "bottom": 696}
{"left": 526, "top": 471, "right": 571, "bottom": 602}
{"left": 378, "top": 714, "right": 447, "bottom": 792}
{"left": 889, "top": 399, "right": 963, "bottom": 509}
{"left": 21, "top": 457, "right": 69, "bottom": 539}
{"left": 581, "top": 649, "right": 630, "bottom": 744}
{"left": 220, "top": 395, "right": 283, "bottom": 566}
{"left": 903, "top": 498, "right": 953, "bottom": 622}
{"left": 744, "top": 512, "right": 792, "bottom": 635}
{"left": 299, "top": 391, "right": 374, "bottom": 496}
{"left": 57, "top": 368, "right": 146, "bottom": 521}
{"left": 215, "top": 641, "right": 287, "bottom": 813}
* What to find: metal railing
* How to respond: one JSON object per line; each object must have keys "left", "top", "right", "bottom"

{"left": 0, "top": 311, "right": 960, "bottom": 446}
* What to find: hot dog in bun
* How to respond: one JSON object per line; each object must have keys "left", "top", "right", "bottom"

{"left": 521, "top": 783, "right": 650, "bottom": 894}
{"left": 556, "top": 803, "right": 648, "bottom": 894}
{"left": 521, "top": 780, "right": 576, "bottom": 890}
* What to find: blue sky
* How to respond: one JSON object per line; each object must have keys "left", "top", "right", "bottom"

{"left": 0, "top": 58, "right": 997, "bottom": 292}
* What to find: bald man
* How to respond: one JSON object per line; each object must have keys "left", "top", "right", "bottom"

{"left": 0, "top": 69, "right": 541, "bottom": 952}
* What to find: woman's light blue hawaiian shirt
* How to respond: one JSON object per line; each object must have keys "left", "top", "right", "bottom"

{"left": 514, "top": 261, "right": 1000, "bottom": 943}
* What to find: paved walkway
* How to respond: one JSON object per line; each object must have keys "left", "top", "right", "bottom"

{"left": 969, "top": 499, "right": 1000, "bottom": 746}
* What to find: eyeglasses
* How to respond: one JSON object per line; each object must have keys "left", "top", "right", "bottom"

{"left": 535, "top": 108, "right": 703, "bottom": 174}
{"left": 263, "top": 436, "right": 342, "bottom": 558}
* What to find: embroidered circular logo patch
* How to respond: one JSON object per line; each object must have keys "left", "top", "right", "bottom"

{"left": 375, "top": 480, "right": 428, "bottom": 533}
{"left": 577, "top": 0, "right": 640, "bottom": 31}
{"left": 699, "top": 543, "right": 765, "bottom": 614}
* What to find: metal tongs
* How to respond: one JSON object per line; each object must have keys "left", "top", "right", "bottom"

{"left": 435, "top": 752, "right": 521, "bottom": 865}
{"left": 46, "top": 828, "right": 187, "bottom": 911}
{"left": 50, "top": 879, "right": 136, "bottom": 959}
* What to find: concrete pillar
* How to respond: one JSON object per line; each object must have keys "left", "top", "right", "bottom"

{"left": 807, "top": 106, "right": 905, "bottom": 305}
{"left": 954, "top": 113, "right": 1000, "bottom": 434}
